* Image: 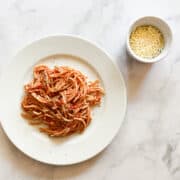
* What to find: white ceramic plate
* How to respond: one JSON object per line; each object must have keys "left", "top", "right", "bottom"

{"left": 0, "top": 35, "right": 126, "bottom": 165}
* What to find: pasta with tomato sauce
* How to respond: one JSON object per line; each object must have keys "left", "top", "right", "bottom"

{"left": 21, "top": 65, "right": 104, "bottom": 137}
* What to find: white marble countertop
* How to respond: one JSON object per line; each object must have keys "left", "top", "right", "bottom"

{"left": 0, "top": 0, "right": 180, "bottom": 179}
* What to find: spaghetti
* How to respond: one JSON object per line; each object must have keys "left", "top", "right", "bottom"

{"left": 21, "top": 65, "right": 104, "bottom": 137}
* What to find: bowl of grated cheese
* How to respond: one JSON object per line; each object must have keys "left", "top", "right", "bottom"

{"left": 126, "top": 16, "right": 172, "bottom": 63}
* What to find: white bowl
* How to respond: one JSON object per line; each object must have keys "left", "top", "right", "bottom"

{"left": 0, "top": 35, "right": 127, "bottom": 165}
{"left": 126, "top": 16, "right": 172, "bottom": 63}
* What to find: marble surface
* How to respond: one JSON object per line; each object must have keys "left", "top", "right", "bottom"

{"left": 0, "top": 0, "right": 180, "bottom": 179}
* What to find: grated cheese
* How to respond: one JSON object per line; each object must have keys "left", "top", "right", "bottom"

{"left": 129, "top": 25, "right": 165, "bottom": 59}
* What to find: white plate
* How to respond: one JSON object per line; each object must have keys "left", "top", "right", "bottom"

{"left": 0, "top": 35, "right": 127, "bottom": 165}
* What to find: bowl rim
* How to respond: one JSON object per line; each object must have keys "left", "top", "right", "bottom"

{"left": 126, "top": 16, "right": 173, "bottom": 63}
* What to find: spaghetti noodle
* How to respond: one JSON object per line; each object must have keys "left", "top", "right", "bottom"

{"left": 21, "top": 65, "right": 104, "bottom": 137}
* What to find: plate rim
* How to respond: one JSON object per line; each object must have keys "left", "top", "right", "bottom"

{"left": 0, "top": 34, "right": 127, "bottom": 165}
